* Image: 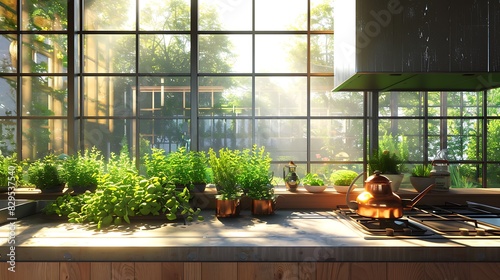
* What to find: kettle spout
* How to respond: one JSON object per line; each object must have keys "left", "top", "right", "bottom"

{"left": 403, "top": 184, "right": 435, "bottom": 209}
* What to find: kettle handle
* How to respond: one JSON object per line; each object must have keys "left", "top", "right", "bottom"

{"left": 346, "top": 172, "right": 365, "bottom": 209}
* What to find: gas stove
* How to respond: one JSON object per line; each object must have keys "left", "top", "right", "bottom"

{"left": 335, "top": 202, "right": 500, "bottom": 239}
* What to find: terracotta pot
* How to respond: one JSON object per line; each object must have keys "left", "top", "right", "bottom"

{"left": 251, "top": 199, "right": 276, "bottom": 215}
{"left": 215, "top": 198, "right": 241, "bottom": 218}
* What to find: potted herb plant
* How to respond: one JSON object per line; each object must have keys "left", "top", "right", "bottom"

{"left": 62, "top": 147, "right": 104, "bottom": 194}
{"left": 410, "top": 164, "right": 435, "bottom": 192}
{"left": 330, "top": 169, "right": 359, "bottom": 193}
{"left": 187, "top": 149, "right": 209, "bottom": 193}
{"left": 302, "top": 173, "right": 327, "bottom": 193}
{"left": 144, "top": 147, "right": 209, "bottom": 193}
{"left": 208, "top": 147, "right": 242, "bottom": 218}
{"left": 239, "top": 145, "right": 276, "bottom": 215}
{"left": 165, "top": 147, "right": 191, "bottom": 189}
{"left": 368, "top": 149, "right": 405, "bottom": 192}
{"left": 27, "top": 154, "right": 65, "bottom": 193}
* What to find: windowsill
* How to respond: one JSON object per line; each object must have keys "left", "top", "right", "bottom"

{"left": 2, "top": 186, "right": 500, "bottom": 209}
{"left": 191, "top": 186, "right": 500, "bottom": 210}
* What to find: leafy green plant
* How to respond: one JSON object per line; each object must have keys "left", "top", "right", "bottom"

{"left": 208, "top": 147, "right": 242, "bottom": 200}
{"left": 369, "top": 134, "right": 408, "bottom": 174}
{"left": 411, "top": 164, "right": 432, "bottom": 177}
{"left": 368, "top": 149, "right": 403, "bottom": 174}
{"left": 330, "top": 170, "right": 358, "bottom": 186}
{"left": 62, "top": 147, "right": 104, "bottom": 192}
{"left": 189, "top": 150, "right": 209, "bottom": 184}
{"left": 0, "top": 152, "right": 22, "bottom": 187}
{"left": 43, "top": 176, "right": 204, "bottom": 229}
{"left": 144, "top": 147, "right": 209, "bottom": 188}
{"left": 27, "top": 154, "right": 65, "bottom": 191}
{"left": 103, "top": 143, "right": 139, "bottom": 187}
{"left": 165, "top": 147, "right": 191, "bottom": 186}
{"left": 239, "top": 145, "right": 274, "bottom": 200}
{"left": 302, "top": 173, "right": 325, "bottom": 186}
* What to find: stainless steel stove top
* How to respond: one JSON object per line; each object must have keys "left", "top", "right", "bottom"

{"left": 335, "top": 202, "right": 500, "bottom": 239}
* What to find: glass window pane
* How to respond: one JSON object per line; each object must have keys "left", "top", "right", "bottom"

{"left": 20, "top": 35, "right": 67, "bottom": 74}
{"left": 84, "top": 35, "right": 136, "bottom": 73}
{"left": 255, "top": 35, "right": 307, "bottom": 73}
{"left": 140, "top": 0, "right": 190, "bottom": 31}
{"left": 255, "top": 0, "right": 307, "bottom": 31}
{"left": 447, "top": 119, "right": 481, "bottom": 161}
{"left": 446, "top": 92, "right": 483, "bottom": 117}
{"left": 311, "top": 0, "right": 334, "bottom": 31}
{"left": 379, "top": 118, "right": 424, "bottom": 162}
{"left": 140, "top": 119, "right": 190, "bottom": 152}
{"left": 199, "top": 35, "right": 251, "bottom": 73}
{"left": 83, "top": 119, "right": 134, "bottom": 158}
{"left": 312, "top": 87, "right": 363, "bottom": 117}
{"left": 22, "top": 119, "right": 66, "bottom": 160}
{"left": 256, "top": 77, "right": 307, "bottom": 116}
{"left": 311, "top": 119, "right": 364, "bottom": 162}
{"left": 199, "top": 0, "right": 252, "bottom": 31}
{"left": 311, "top": 34, "right": 334, "bottom": 73}
{"left": 0, "top": 0, "right": 17, "bottom": 30}
{"left": 83, "top": 76, "right": 134, "bottom": 117}
{"left": 379, "top": 92, "right": 426, "bottom": 117}
{"left": 0, "top": 76, "right": 16, "bottom": 116}
{"left": 256, "top": 119, "right": 307, "bottom": 161}
{"left": 84, "top": 0, "right": 135, "bottom": 31}
{"left": 199, "top": 118, "right": 252, "bottom": 151}
{"left": 22, "top": 76, "right": 67, "bottom": 116}
{"left": 0, "top": 36, "right": 16, "bottom": 73}
{"left": 198, "top": 76, "right": 252, "bottom": 117}
{"left": 139, "top": 34, "right": 190, "bottom": 74}
{"left": 450, "top": 164, "right": 481, "bottom": 188}
{"left": 427, "top": 91, "right": 442, "bottom": 116}
{"left": 23, "top": 0, "right": 67, "bottom": 31}
{"left": 487, "top": 88, "right": 500, "bottom": 116}
{"left": 488, "top": 120, "right": 500, "bottom": 161}
{"left": 0, "top": 118, "right": 16, "bottom": 155}
{"left": 138, "top": 76, "right": 191, "bottom": 117}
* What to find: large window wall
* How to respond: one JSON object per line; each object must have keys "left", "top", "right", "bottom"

{"left": 0, "top": 0, "right": 499, "bottom": 187}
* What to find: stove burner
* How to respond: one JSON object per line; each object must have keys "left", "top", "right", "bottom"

{"left": 336, "top": 203, "right": 500, "bottom": 238}
{"left": 336, "top": 206, "right": 430, "bottom": 237}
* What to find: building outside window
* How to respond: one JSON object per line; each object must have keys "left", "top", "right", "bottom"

{"left": 0, "top": 0, "right": 499, "bottom": 188}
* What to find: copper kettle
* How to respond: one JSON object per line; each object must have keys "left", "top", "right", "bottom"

{"left": 345, "top": 171, "right": 434, "bottom": 219}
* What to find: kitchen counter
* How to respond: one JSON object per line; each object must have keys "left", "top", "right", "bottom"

{"left": 1, "top": 208, "right": 499, "bottom": 263}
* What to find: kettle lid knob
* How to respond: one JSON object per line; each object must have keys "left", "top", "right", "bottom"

{"left": 366, "top": 170, "right": 391, "bottom": 184}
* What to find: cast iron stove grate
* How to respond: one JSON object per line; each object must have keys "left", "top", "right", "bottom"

{"left": 410, "top": 203, "right": 500, "bottom": 237}
{"left": 335, "top": 206, "right": 430, "bottom": 237}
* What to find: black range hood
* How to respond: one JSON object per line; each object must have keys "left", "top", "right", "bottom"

{"left": 333, "top": 0, "right": 500, "bottom": 92}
